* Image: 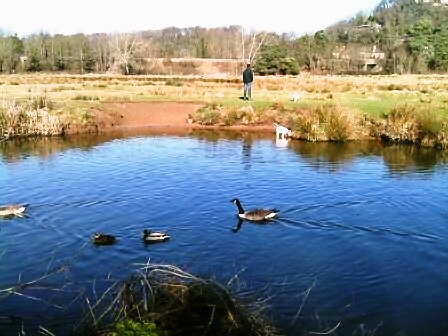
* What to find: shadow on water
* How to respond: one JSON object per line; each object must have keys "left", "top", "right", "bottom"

{"left": 231, "top": 218, "right": 277, "bottom": 233}
{"left": 2, "top": 131, "right": 448, "bottom": 177}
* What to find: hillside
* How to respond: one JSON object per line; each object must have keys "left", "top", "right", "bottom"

{"left": 321, "top": 0, "right": 448, "bottom": 73}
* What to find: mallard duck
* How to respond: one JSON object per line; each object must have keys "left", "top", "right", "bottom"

{"left": 92, "top": 232, "right": 116, "bottom": 246}
{"left": 0, "top": 204, "right": 26, "bottom": 218}
{"left": 230, "top": 198, "right": 279, "bottom": 222}
{"left": 141, "top": 229, "right": 170, "bottom": 243}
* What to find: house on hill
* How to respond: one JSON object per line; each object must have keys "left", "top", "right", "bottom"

{"left": 415, "top": 0, "right": 448, "bottom": 5}
{"left": 359, "top": 45, "right": 385, "bottom": 71}
{"left": 330, "top": 45, "right": 385, "bottom": 73}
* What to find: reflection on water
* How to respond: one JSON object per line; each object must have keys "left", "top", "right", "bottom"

{"left": 289, "top": 141, "right": 448, "bottom": 175}
{"left": 1, "top": 131, "right": 448, "bottom": 336}
{"left": 3, "top": 132, "right": 448, "bottom": 176}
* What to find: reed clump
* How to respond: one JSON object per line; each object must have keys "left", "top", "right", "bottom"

{"left": 288, "top": 104, "right": 359, "bottom": 142}
{"left": 0, "top": 97, "right": 68, "bottom": 141}
{"left": 190, "top": 101, "right": 360, "bottom": 142}
{"left": 188, "top": 99, "right": 448, "bottom": 148}
{"left": 0, "top": 259, "right": 275, "bottom": 335}
{"left": 91, "top": 263, "right": 275, "bottom": 336}
{"left": 191, "top": 105, "right": 220, "bottom": 125}
{"left": 372, "top": 104, "right": 448, "bottom": 148}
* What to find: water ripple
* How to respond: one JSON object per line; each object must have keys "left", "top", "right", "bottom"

{"left": 1, "top": 136, "right": 448, "bottom": 336}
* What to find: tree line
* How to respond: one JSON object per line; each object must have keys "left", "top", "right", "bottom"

{"left": 1, "top": 0, "right": 448, "bottom": 75}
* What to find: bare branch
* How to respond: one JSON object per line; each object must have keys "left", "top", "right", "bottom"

{"left": 248, "top": 32, "right": 257, "bottom": 62}
{"left": 241, "top": 27, "right": 245, "bottom": 63}
{"left": 250, "top": 33, "right": 268, "bottom": 63}
{"left": 239, "top": 29, "right": 268, "bottom": 65}
{"left": 110, "top": 33, "right": 141, "bottom": 74}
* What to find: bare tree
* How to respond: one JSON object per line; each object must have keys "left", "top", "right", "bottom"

{"left": 109, "top": 33, "right": 141, "bottom": 74}
{"left": 240, "top": 27, "right": 268, "bottom": 65}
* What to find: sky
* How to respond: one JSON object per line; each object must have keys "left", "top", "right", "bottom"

{"left": 0, "top": 0, "right": 381, "bottom": 37}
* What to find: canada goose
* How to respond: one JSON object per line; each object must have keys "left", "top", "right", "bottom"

{"left": 230, "top": 198, "right": 279, "bottom": 222}
{"left": 142, "top": 229, "right": 170, "bottom": 243}
{"left": 92, "top": 232, "right": 116, "bottom": 246}
{"left": 0, "top": 204, "right": 26, "bottom": 218}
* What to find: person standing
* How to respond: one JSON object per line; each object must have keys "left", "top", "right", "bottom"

{"left": 242, "top": 63, "right": 253, "bottom": 101}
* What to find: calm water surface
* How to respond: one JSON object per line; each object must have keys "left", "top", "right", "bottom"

{"left": 1, "top": 130, "right": 448, "bottom": 336}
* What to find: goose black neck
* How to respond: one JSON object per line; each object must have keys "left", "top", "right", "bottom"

{"left": 234, "top": 199, "right": 245, "bottom": 214}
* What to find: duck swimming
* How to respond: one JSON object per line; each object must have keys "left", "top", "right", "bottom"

{"left": 0, "top": 204, "right": 26, "bottom": 218}
{"left": 141, "top": 229, "right": 170, "bottom": 243}
{"left": 92, "top": 232, "right": 116, "bottom": 246}
{"left": 230, "top": 198, "right": 279, "bottom": 222}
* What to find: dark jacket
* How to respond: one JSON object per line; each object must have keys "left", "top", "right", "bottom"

{"left": 243, "top": 67, "right": 253, "bottom": 84}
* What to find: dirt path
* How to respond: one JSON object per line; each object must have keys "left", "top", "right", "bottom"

{"left": 82, "top": 102, "right": 273, "bottom": 134}
{"left": 87, "top": 101, "right": 274, "bottom": 134}
{"left": 90, "top": 102, "right": 203, "bottom": 130}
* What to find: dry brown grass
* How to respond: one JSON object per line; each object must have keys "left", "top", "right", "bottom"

{"left": 1, "top": 73, "right": 448, "bottom": 146}
{"left": 118, "top": 263, "right": 274, "bottom": 336}
{"left": 372, "top": 104, "right": 448, "bottom": 147}
{"left": 72, "top": 262, "right": 276, "bottom": 336}
{"left": 2, "top": 73, "right": 448, "bottom": 103}
{"left": 0, "top": 99, "right": 69, "bottom": 140}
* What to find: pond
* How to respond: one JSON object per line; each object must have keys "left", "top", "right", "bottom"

{"left": 1, "top": 129, "right": 448, "bottom": 336}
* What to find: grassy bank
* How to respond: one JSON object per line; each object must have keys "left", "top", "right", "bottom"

{"left": 1, "top": 73, "right": 448, "bottom": 147}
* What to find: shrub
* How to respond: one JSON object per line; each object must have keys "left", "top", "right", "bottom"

{"left": 191, "top": 107, "right": 219, "bottom": 125}
{"left": 416, "top": 110, "right": 443, "bottom": 138}
{"left": 223, "top": 109, "right": 239, "bottom": 126}
{"left": 165, "top": 78, "right": 184, "bottom": 87}
{"left": 28, "top": 94, "right": 53, "bottom": 110}
{"left": 290, "top": 104, "right": 356, "bottom": 142}
{"left": 270, "top": 100, "right": 285, "bottom": 112}
{"left": 72, "top": 93, "right": 101, "bottom": 101}
{"left": 325, "top": 106, "right": 352, "bottom": 141}
{"left": 292, "top": 109, "right": 320, "bottom": 141}
{"left": 384, "top": 104, "right": 415, "bottom": 123}
{"left": 379, "top": 83, "right": 405, "bottom": 91}
{"left": 0, "top": 99, "right": 65, "bottom": 140}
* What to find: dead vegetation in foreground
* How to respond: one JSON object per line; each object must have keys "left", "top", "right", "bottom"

{"left": 0, "top": 261, "right": 276, "bottom": 336}
{"left": 95, "top": 263, "right": 276, "bottom": 336}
